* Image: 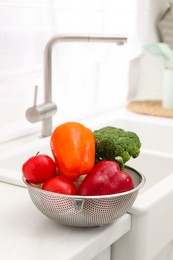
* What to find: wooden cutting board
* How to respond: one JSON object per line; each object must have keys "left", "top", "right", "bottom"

{"left": 127, "top": 100, "right": 173, "bottom": 118}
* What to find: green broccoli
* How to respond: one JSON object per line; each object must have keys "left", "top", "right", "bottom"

{"left": 93, "top": 126, "right": 141, "bottom": 170}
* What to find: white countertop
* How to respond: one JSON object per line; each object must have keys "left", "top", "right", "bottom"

{"left": 0, "top": 182, "right": 131, "bottom": 260}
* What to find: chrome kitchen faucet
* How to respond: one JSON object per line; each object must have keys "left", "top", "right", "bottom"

{"left": 26, "top": 34, "right": 127, "bottom": 137}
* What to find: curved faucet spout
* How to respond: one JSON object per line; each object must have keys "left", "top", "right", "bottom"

{"left": 44, "top": 34, "right": 127, "bottom": 102}
{"left": 26, "top": 34, "right": 127, "bottom": 137}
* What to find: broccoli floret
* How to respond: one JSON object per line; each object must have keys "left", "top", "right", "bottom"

{"left": 93, "top": 126, "right": 141, "bottom": 170}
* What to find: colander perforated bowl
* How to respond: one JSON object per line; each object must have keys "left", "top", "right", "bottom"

{"left": 23, "top": 166, "right": 145, "bottom": 227}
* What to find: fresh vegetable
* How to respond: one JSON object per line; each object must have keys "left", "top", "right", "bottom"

{"left": 78, "top": 160, "right": 134, "bottom": 196}
{"left": 42, "top": 176, "right": 76, "bottom": 195}
{"left": 50, "top": 122, "right": 95, "bottom": 180}
{"left": 93, "top": 126, "right": 141, "bottom": 169}
{"left": 22, "top": 154, "right": 56, "bottom": 184}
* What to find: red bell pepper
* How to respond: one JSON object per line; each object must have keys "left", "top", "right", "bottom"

{"left": 78, "top": 160, "right": 134, "bottom": 196}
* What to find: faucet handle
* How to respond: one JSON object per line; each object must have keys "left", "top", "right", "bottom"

{"left": 26, "top": 84, "right": 57, "bottom": 124}
{"left": 33, "top": 85, "right": 38, "bottom": 106}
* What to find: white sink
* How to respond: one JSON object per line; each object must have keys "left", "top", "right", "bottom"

{"left": 0, "top": 110, "right": 173, "bottom": 260}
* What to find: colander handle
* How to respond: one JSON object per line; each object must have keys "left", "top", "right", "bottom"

{"left": 73, "top": 199, "right": 85, "bottom": 212}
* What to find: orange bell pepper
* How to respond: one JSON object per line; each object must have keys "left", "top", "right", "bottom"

{"left": 50, "top": 122, "right": 95, "bottom": 180}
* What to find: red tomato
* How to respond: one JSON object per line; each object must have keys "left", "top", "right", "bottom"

{"left": 22, "top": 154, "right": 56, "bottom": 184}
{"left": 42, "top": 176, "right": 76, "bottom": 195}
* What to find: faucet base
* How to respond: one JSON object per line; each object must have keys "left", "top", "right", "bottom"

{"left": 42, "top": 117, "right": 54, "bottom": 137}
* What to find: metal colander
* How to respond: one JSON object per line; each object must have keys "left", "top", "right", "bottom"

{"left": 23, "top": 166, "right": 145, "bottom": 227}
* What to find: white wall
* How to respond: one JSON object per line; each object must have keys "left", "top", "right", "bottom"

{"left": 0, "top": 0, "right": 137, "bottom": 142}
{"left": 2, "top": 1, "right": 168, "bottom": 141}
